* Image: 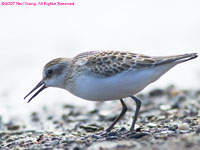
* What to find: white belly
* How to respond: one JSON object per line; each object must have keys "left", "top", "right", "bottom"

{"left": 66, "top": 63, "right": 176, "bottom": 101}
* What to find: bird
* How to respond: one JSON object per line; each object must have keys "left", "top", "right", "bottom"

{"left": 24, "top": 50, "right": 198, "bottom": 132}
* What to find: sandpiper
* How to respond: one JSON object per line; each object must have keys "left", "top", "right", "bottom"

{"left": 24, "top": 51, "right": 198, "bottom": 132}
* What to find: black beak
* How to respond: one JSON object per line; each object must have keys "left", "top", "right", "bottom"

{"left": 24, "top": 80, "right": 46, "bottom": 103}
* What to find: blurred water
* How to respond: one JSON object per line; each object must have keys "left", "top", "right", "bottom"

{"left": 0, "top": 0, "right": 200, "bottom": 122}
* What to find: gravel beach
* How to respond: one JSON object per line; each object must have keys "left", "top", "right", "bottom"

{"left": 1, "top": 85, "right": 200, "bottom": 150}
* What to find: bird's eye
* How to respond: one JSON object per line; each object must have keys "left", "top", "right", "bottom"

{"left": 47, "top": 69, "right": 53, "bottom": 75}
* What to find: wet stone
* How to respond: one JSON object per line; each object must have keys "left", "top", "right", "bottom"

{"left": 178, "top": 123, "right": 190, "bottom": 131}
{"left": 182, "top": 118, "right": 192, "bottom": 124}
{"left": 149, "top": 89, "right": 165, "bottom": 97}
{"left": 168, "top": 125, "right": 178, "bottom": 131}
{"left": 195, "top": 127, "right": 200, "bottom": 134}
{"left": 119, "top": 127, "right": 127, "bottom": 132}
{"left": 6, "top": 138, "right": 14, "bottom": 143}
{"left": 128, "top": 132, "right": 150, "bottom": 139}
{"left": 147, "top": 123, "right": 157, "bottom": 128}
{"left": 50, "top": 140, "right": 60, "bottom": 146}
{"left": 107, "top": 131, "right": 118, "bottom": 137}
{"left": 91, "top": 134, "right": 101, "bottom": 139}
{"left": 63, "top": 104, "right": 74, "bottom": 109}
{"left": 160, "top": 105, "right": 172, "bottom": 111}
{"left": 80, "top": 124, "right": 104, "bottom": 132}
{"left": 7, "top": 125, "right": 20, "bottom": 131}
{"left": 47, "top": 116, "right": 53, "bottom": 120}
{"left": 88, "top": 109, "right": 98, "bottom": 114}
{"left": 135, "top": 127, "right": 143, "bottom": 132}
{"left": 31, "top": 112, "right": 40, "bottom": 122}
{"left": 0, "top": 132, "right": 8, "bottom": 138}
{"left": 157, "top": 116, "right": 166, "bottom": 120}
{"left": 160, "top": 130, "right": 175, "bottom": 135}
{"left": 106, "top": 136, "right": 118, "bottom": 140}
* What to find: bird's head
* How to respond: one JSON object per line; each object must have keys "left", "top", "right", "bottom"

{"left": 24, "top": 58, "right": 72, "bottom": 103}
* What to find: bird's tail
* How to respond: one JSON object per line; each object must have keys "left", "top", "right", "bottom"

{"left": 173, "top": 53, "right": 198, "bottom": 63}
{"left": 154, "top": 53, "right": 198, "bottom": 66}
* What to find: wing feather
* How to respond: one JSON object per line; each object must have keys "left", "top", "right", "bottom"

{"left": 71, "top": 51, "right": 197, "bottom": 77}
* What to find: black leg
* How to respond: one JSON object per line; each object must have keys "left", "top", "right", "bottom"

{"left": 129, "top": 96, "right": 142, "bottom": 132}
{"left": 106, "top": 99, "right": 127, "bottom": 132}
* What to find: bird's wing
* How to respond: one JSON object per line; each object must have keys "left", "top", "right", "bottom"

{"left": 82, "top": 51, "right": 156, "bottom": 77}
{"left": 73, "top": 51, "right": 197, "bottom": 77}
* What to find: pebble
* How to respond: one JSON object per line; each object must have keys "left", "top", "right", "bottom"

{"left": 31, "top": 112, "right": 40, "bottom": 122}
{"left": 160, "top": 105, "right": 172, "bottom": 111}
{"left": 182, "top": 119, "right": 192, "bottom": 124}
{"left": 128, "top": 132, "right": 150, "bottom": 139}
{"left": 149, "top": 89, "right": 165, "bottom": 97}
{"left": 168, "top": 125, "right": 178, "bottom": 131}
{"left": 169, "top": 88, "right": 184, "bottom": 97}
{"left": 50, "top": 140, "right": 60, "bottom": 146}
{"left": 63, "top": 104, "right": 74, "bottom": 109}
{"left": 91, "top": 134, "right": 101, "bottom": 139}
{"left": 154, "top": 130, "right": 176, "bottom": 139}
{"left": 106, "top": 136, "right": 118, "bottom": 140}
{"left": 119, "top": 127, "right": 126, "bottom": 132}
{"left": 195, "top": 127, "right": 200, "bottom": 134}
{"left": 107, "top": 132, "right": 118, "bottom": 137}
{"left": 147, "top": 123, "right": 157, "bottom": 128}
{"left": 80, "top": 124, "right": 104, "bottom": 132}
{"left": 178, "top": 123, "right": 190, "bottom": 131}
{"left": 160, "top": 130, "right": 175, "bottom": 135}
{"left": 157, "top": 116, "right": 166, "bottom": 120}
{"left": 7, "top": 125, "right": 20, "bottom": 131}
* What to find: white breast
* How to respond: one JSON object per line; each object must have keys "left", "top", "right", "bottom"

{"left": 66, "top": 63, "right": 176, "bottom": 101}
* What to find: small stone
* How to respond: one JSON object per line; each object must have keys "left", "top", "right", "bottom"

{"left": 157, "top": 116, "right": 166, "bottom": 120}
{"left": 160, "top": 105, "right": 172, "bottom": 111}
{"left": 73, "top": 147, "right": 80, "bottom": 150}
{"left": 6, "top": 138, "right": 14, "bottom": 142}
{"left": 196, "top": 127, "right": 200, "bottom": 134}
{"left": 80, "top": 124, "right": 104, "bottom": 132}
{"left": 147, "top": 123, "right": 157, "bottom": 128}
{"left": 37, "top": 134, "right": 45, "bottom": 142}
{"left": 106, "top": 136, "right": 118, "bottom": 140}
{"left": 160, "top": 130, "right": 175, "bottom": 134}
{"left": 182, "top": 119, "right": 192, "bottom": 124}
{"left": 51, "top": 140, "right": 59, "bottom": 146}
{"left": 63, "top": 104, "right": 74, "bottom": 109}
{"left": 178, "top": 123, "right": 190, "bottom": 131}
{"left": 88, "top": 109, "right": 98, "bottom": 114}
{"left": 133, "top": 124, "right": 140, "bottom": 130}
{"left": 91, "top": 134, "right": 100, "bottom": 139}
{"left": 119, "top": 127, "right": 126, "bottom": 132}
{"left": 168, "top": 125, "right": 178, "bottom": 131}
{"left": 168, "top": 87, "right": 185, "bottom": 96}
{"left": 107, "top": 131, "right": 117, "bottom": 137}
{"left": 128, "top": 132, "right": 150, "bottom": 139}
{"left": 7, "top": 125, "right": 20, "bottom": 130}
{"left": 135, "top": 127, "right": 142, "bottom": 132}
{"left": 47, "top": 116, "right": 53, "bottom": 120}
{"left": 149, "top": 89, "right": 165, "bottom": 97}
{"left": 31, "top": 112, "right": 40, "bottom": 122}
{"left": 99, "top": 110, "right": 112, "bottom": 117}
